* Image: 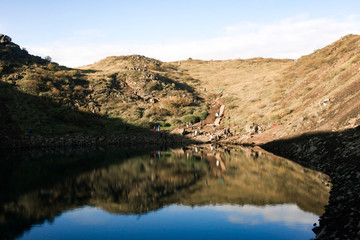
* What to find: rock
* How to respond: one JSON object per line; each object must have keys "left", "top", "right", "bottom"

{"left": 309, "top": 145, "right": 317, "bottom": 153}
{"left": 171, "top": 128, "right": 185, "bottom": 135}
{"left": 316, "top": 226, "right": 327, "bottom": 238}
{"left": 0, "top": 34, "right": 12, "bottom": 44}
{"left": 312, "top": 226, "right": 321, "bottom": 235}
{"left": 244, "top": 122, "right": 259, "bottom": 134}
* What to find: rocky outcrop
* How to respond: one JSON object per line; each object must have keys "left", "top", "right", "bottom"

{"left": 0, "top": 34, "right": 11, "bottom": 44}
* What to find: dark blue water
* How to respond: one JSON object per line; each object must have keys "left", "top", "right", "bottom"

{"left": 0, "top": 145, "right": 329, "bottom": 240}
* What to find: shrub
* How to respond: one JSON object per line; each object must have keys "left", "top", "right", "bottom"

{"left": 171, "top": 118, "right": 182, "bottom": 125}
{"left": 182, "top": 114, "right": 200, "bottom": 123}
{"left": 62, "top": 111, "right": 87, "bottom": 125}
{"left": 145, "top": 81, "right": 162, "bottom": 91}
{"left": 199, "top": 110, "right": 208, "bottom": 119}
{"left": 18, "top": 79, "right": 41, "bottom": 95}
{"left": 147, "top": 105, "right": 170, "bottom": 117}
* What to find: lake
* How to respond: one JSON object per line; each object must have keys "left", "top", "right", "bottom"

{"left": 0, "top": 145, "right": 330, "bottom": 240}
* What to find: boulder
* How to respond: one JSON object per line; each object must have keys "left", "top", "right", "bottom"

{"left": 244, "top": 122, "right": 259, "bottom": 134}
{"left": 171, "top": 128, "right": 185, "bottom": 135}
{"left": 0, "top": 34, "right": 12, "bottom": 44}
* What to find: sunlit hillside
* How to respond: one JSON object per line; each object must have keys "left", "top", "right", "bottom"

{"left": 178, "top": 34, "right": 360, "bottom": 138}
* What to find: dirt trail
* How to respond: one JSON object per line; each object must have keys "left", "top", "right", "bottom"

{"left": 201, "top": 95, "right": 225, "bottom": 126}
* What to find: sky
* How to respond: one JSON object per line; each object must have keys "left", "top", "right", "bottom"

{"left": 1, "top": 0, "right": 360, "bottom": 67}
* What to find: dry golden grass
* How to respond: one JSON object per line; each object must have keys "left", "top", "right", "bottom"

{"left": 176, "top": 34, "right": 360, "bottom": 135}
{"left": 76, "top": 34, "right": 360, "bottom": 135}
{"left": 176, "top": 58, "right": 293, "bottom": 127}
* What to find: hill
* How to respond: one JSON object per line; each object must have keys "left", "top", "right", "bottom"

{"left": 1, "top": 33, "right": 360, "bottom": 145}
{"left": 0, "top": 35, "right": 207, "bottom": 146}
{"left": 79, "top": 55, "right": 207, "bottom": 127}
{"left": 176, "top": 34, "right": 360, "bottom": 142}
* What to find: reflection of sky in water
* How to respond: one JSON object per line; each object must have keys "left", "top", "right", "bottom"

{"left": 19, "top": 204, "right": 317, "bottom": 240}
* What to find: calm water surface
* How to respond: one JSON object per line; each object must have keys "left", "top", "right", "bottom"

{"left": 0, "top": 145, "right": 330, "bottom": 240}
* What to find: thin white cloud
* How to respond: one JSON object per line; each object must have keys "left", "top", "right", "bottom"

{"left": 211, "top": 204, "right": 318, "bottom": 227}
{"left": 25, "top": 16, "right": 360, "bottom": 67}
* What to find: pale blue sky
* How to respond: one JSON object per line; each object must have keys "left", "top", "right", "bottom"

{"left": 1, "top": 0, "right": 360, "bottom": 66}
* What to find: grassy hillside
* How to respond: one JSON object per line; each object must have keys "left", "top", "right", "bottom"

{"left": 80, "top": 55, "right": 208, "bottom": 127}
{"left": 0, "top": 36, "right": 207, "bottom": 143}
{"left": 176, "top": 58, "right": 293, "bottom": 129}
{"left": 1, "top": 33, "right": 359, "bottom": 143}
{"left": 177, "top": 34, "right": 360, "bottom": 138}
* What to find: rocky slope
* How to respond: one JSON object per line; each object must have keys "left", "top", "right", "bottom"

{"left": 79, "top": 55, "right": 207, "bottom": 127}
{"left": 0, "top": 35, "right": 207, "bottom": 147}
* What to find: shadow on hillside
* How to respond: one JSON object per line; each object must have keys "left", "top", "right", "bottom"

{"left": 157, "top": 75, "right": 204, "bottom": 102}
{"left": 77, "top": 68, "right": 98, "bottom": 73}
{"left": 260, "top": 126, "right": 360, "bottom": 170}
{"left": 0, "top": 81, "right": 202, "bottom": 148}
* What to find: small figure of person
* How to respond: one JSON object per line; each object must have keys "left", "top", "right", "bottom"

{"left": 215, "top": 112, "right": 219, "bottom": 118}
{"left": 157, "top": 125, "right": 160, "bottom": 132}
{"left": 28, "top": 127, "right": 32, "bottom": 133}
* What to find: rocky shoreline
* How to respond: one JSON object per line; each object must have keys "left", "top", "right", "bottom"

{"left": 261, "top": 126, "right": 360, "bottom": 240}
{"left": 1, "top": 131, "right": 200, "bottom": 150}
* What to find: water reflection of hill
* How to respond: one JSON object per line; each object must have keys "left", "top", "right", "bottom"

{"left": 0, "top": 146, "right": 329, "bottom": 240}
{"left": 179, "top": 146, "right": 330, "bottom": 216}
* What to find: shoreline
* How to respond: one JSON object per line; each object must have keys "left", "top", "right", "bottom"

{"left": 1, "top": 131, "right": 201, "bottom": 150}
{"left": 2, "top": 127, "right": 359, "bottom": 239}
{"left": 260, "top": 126, "right": 360, "bottom": 240}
